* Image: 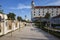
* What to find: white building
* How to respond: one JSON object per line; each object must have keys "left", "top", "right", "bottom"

{"left": 31, "top": 0, "right": 60, "bottom": 21}
{"left": 51, "top": 15, "right": 60, "bottom": 28}
{"left": 0, "top": 13, "right": 8, "bottom": 35}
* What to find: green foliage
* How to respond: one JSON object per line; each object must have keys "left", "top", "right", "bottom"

{"left": 7, "top": 12, "right": 16, "bottom": 20}
{"left": 52, "top": 24, "right": 60, "bottom": 28}
{"left": 0, "top": 10, "right": 3, "bottom": 13}
{"left": 44, "top": 12, "right": 50, "bottom": 19}
{"left": 22, "top": 20, "right": 27, "bottom": 22}
{"left": 34, "top": 20, "right": 44, "bottom": 28}
{"left": 17, "top": 16, "right": 22, "bottom": 21}
{"left": 0, "top": 5, "right": 3, "bottom": 14}
{"left": 42, "top": 28, "right": 60, "bottom": 38}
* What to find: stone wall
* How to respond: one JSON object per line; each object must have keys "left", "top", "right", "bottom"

{"left": 0, "top": 20, "right": 26, "bottom": 36}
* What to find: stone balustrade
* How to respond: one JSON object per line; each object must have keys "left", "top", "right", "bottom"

{"left": 0, "top": 20, "right": 26, "bottom": 36}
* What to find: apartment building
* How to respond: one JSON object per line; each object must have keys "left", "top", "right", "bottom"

{"left": 31, "top": 0, "right": 60, "bottom": 21}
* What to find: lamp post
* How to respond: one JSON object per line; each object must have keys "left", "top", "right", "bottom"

{"left": 25, "top": 15, "right": 27, "bottom": 21}
{"left": 25, "top": 15, "right": 27, "bottom": 26}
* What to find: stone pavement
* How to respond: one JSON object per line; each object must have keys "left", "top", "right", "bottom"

{"left": 0, "top": 25, "right": 60, "bottom": 40}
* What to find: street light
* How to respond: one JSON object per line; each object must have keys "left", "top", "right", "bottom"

{"left": 25, "top": 15, "right": 27, "bottom": 26}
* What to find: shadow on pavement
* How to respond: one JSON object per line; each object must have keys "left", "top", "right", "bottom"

{"left": 30, "top": 27, "right": 59, "bottom": 40}
{"left": 20, "top": 37, "right": 47, "bottom": 40}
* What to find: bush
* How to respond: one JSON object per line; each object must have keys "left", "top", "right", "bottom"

{"left": 42, "top": 28, "right": 60, "bottom": 38}
{"left": 52, "top": 24, "right": 60, "bottom": 28}
{"left": 34, "top": 20, "right": 60, "bottom": 38}
{"left": 34, "top": 21, "right": 46, "bottom": 29}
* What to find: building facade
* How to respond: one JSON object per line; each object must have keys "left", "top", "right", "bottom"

{"left": 31, "top": 1, "right": 60, "bottom": 21}
{"left": 51, "top": 15, "right": 60, "bottom": 28}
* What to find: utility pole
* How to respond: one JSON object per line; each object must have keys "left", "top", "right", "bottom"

{"left": 25, "top": 15, "right": 27, "bottom": 26}
{"left": 25, "top": 15, "right": 27, "bottom": 20}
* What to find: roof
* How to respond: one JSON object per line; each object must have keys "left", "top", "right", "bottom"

{"left": 34, "top": 6, "right": 60, "bottom": 9}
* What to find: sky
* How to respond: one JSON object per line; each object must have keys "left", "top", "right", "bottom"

{"left": 0, "top": 0, "right": 60, "bottom": 20}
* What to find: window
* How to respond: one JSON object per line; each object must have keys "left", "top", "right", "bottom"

{"left": 39, "top": 11, "right": 40, "bottom": 13}
{"left": 34, "top": 11, "right": 35, "bottom": 13}
{"left": 56, "top": 8, "right": 58, "bottom": 13}
{"left": 52, "top": 14, "right": 53, "bottom": 16}
{"left": 56, "top": 13, "right": 58, "bottom": 15}
{"left": 56, "top": 8, "right": 58, "bottom": 15}
{"left": 39, "top": 14, "right": 40, "bottom": 16}
{"left": 39, "top": 9, "right": 40, "bottom": 10}
{"left": 43, "top": 10, "right": 44, "bottom": 13}
{"left": 52, "top": 8, "right": 53, "bottom": 13}
{"left": 34, "top": 14, "right": 35, "bottom": 16}
{"left": 52, "top": 10, "right": 53, "bottom": 13}
{"left": 56, "top": 11, "right": 58, "bottom": 13}
{"left": 39, "top": 9, "right": 40, "bottom": 13}
{"left": 34, "top": 9, "right": 35, "bottom": 10}
{"left": 34, "top": 9, "right": 35, "bottom": 13}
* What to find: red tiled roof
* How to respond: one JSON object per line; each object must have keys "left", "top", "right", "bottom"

{"left": 34, "top": 6, "right": 60, "bottom": 9}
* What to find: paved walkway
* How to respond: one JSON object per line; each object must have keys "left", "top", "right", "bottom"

{"left": 0, "top": 25, "right": 60, "bottom": 40}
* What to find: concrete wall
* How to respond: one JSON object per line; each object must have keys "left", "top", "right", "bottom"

{"left": 0, "top": 22, "right": 4, "bottom": 35}
{"left": 0, "top": 20, "right": 25, "bottom": 36}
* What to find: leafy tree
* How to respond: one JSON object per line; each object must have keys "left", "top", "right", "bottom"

{"left": 7, "top": 12, "right": 16, "bottom": 20}
{"left": 0, "top": 5, "right": 3, "bottom": 13}
{"left": 7, "top": 12, "right": 16, "bottom": 35}
{"left": 22, "top": 20, "right": 27, "bottom": 22}
{"left": 0, "top": 10, "right": 3, "bottom": 13}
{"left": 44, "top": 12, "right": 50, "bottom": 27}
{"left": 17, "top": 16, "right": 22, "bottom": 21}
{"left": 17, "top": 16, "right": 22, "bottom": 31}
{"left": 44, "top": 12, "right": 50, "bottom": 19}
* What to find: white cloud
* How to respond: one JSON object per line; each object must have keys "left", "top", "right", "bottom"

{"left": 10, "top": 3, "right": 31, "bottom": 9}
{"left": 46, "top": 0, "right": 60, "bottom": 6}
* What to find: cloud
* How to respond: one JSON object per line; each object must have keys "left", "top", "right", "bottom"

{"left": 10, "top": 3, "right": 31, "bottom": 9}
{"left": 46, "top": 0, "right": 60, "bottom": 6}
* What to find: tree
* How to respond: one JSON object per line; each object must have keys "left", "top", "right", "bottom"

{"left": 17, "top": 16, "right": 22, "bottom": 21}
{"left": 7, "top": 12, "right": 16, "bottom": 36}
{"left": 7, "top": 12, "right": 16, "bottom": 20}
{"left": 17, "top": 16, "right": 22, "bottom": 31}
{"left": 44, "top": 12, "right": 50, "bottom": 19}
{"left": 44, "top": 12, "right": 50, "bottom": 27}
{"left": 0, "top": 5, "right": 3, "bottom": 13}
